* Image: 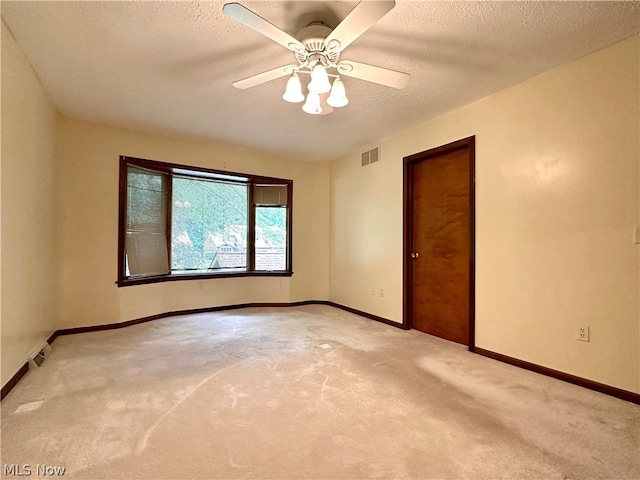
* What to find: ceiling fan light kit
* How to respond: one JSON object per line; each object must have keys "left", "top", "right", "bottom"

{"left": 302, "top": 91, "right": 323, "bottom": 115}
{"left": 282, "top": 73, "right": 305, "bottom": 103}
{"left": 309, "top": 63, "right": 332, "bottom": 94}
{"left": 327, "top": 76, "right": 348, "bottom": 108}
{"left": 223, "top": 0, "right": 410, "bottom": 116}
{"left": 282, "top": 63, "right": 347, "bottom": 114}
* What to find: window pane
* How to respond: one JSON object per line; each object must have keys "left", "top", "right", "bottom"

{"left": 171, "top": 177, "right": 248, "bottom": 272}
{"left": 125, "top": 166, "right": 169, "bottom": 276}
{"left": 255, "top": 206, "right": 287, "bottom": 271}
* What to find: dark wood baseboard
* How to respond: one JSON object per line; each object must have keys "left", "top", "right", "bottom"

{"left": 247, "top": 300, "right": 323, "bottom": 308}
{"left": 1, "top": 362, "right": 29, "bottom": 400}
{"left": 322, "top": 301, "right": 407, "bottom": 329}
{"left": 6, "top": 302, "right": 637, "bottom": 405}
{"left": 49, "top": 300, "right": 404, "bottom": 341}
{"left": 474, "top": 347, "right": 640, "bottom": 405}
{"left": 47, "top": 331, "right": 59, "bottom": 345}
{"left": 53, "top": 303, "right": 254, "bottom": 337}
{"left": 254, "top": 300, "right": 407, "bottom": 330}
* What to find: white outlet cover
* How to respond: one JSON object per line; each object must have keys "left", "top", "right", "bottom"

{"left": 577, "top": 326, "right": 590, "bottom": 342}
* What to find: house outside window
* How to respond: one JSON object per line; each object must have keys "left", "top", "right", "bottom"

{"left": 118, "top": 156, "right": 292, "bottom": 286}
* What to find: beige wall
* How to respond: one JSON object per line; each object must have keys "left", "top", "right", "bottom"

{"left": 3, "top": 13, "right": 637, "bottom": 396}
{"left": 1, "top": 21, "right": 59, "bottom": 386}
{"left": 330, "top": 36, "right": 640, "bottom": 393}
{"left": 56, "top": 118, "right": 330, "bottom": 329}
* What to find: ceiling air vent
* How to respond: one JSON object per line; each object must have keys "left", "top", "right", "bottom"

{"left": 361, "top": 146, "right": 380, "bottom": 167}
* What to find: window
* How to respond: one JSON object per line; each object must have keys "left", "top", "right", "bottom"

{"left": 118, "top": 156, "right": 292, "bottom": 286}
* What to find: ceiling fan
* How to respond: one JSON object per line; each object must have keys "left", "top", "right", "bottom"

{"left": 222, "top": 1, "right": 410, "bottom": 115}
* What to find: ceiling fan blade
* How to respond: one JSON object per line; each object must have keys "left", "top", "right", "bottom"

{"left": 223, "top": 3, "right": 306, "bottom": 54}
{"left": 232, "top": 65, "right": 297, "bottom": 89}
{"left": 324, "top": 0, "right": 396, "bottom": 53}
{"left": 338, "top": 60, "right": 410, "bottom": 89}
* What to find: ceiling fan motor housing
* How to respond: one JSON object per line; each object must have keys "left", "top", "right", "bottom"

{"left": 295, "top": 23, "right": 340, "bottom": 64}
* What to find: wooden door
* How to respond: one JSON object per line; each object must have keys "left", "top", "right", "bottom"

{"left": 404, "top": 137, "right": 475, "bottom": 347}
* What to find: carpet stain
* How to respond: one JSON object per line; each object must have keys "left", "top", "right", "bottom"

{"left": 14, "top": 400, "right": 44, "bottom": 413}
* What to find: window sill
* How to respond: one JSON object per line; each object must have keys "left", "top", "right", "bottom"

{"left": 117, "top": 270, "right": 293, "bottom": 287}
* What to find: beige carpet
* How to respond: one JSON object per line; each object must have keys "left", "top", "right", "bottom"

{"left": 1, "top": 305, "right": 638, "bottom": 479}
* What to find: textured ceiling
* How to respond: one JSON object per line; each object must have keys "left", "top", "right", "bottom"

{"left": 2, "top": 1, "right": 639, "bottom": 162}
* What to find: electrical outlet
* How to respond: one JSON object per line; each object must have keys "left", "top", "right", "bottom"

{"left": 198, "top": 281, "right": 205, "bottom": 291}
{"left": 379, "top": 288, "right": 384, "bottom": 297}
{"left": 370, "top": 287, "right": 376, "bottom": 296}
{"left": 576, "top": 326, "right": 590, "bottom": 342}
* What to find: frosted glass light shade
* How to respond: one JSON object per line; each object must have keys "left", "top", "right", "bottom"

{"left": 302, "top": 91, "right": 323, "bottom": 114}
{"left": 327, "top": 77, "right": 348, "bottom": 108}
{"left": 308, "top": 64, "right": 331, "bottom": 94}
{"left": 282, "top": 73, "right": 304, "bottom": 103}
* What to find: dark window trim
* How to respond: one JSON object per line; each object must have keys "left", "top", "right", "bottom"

{"left": 117, "top": 156, "right": 293, "bottom": 287}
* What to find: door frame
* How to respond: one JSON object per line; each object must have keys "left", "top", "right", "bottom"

{"left": 402, "top": 136, "right": 476, "bottom": 351}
